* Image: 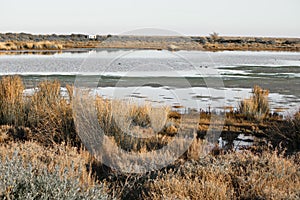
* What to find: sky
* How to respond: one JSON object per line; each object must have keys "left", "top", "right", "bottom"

{"left": 0, "top": 0, "right": 299, "bottom": 37}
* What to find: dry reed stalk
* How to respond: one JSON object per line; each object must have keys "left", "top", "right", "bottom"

{"left": 239, "top": 85, "right": 269, "bottom": 121}
{"left": 0, "top": 76, "right": 25, "bottom": 126}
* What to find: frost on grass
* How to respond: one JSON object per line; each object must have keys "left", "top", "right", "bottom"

{"left": 0, "top": 152, "right": 110, "bottom": 200}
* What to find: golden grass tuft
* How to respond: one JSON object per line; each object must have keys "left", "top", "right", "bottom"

{"left": 0, "top": 41, "right": 63, "bottom": 50}
{"left": 28, "top": 81, "right": 77, "bottom": 145}
{"left": 94, "top": 97, "right": 173, "bottom": 152}
{"left": 36, "top": 41, "right": 63, "bottom": 50}
{"left": 0, "top": 76, "right": 77, "bottom": 146}
{"left": 239, "top": 85, "right": 270, "bottom": 121}
{"left": 95, "top": 97, "right": 171, "bottom": 136}
{"left": 0, "top": 76, "right": 25, "bottom": 126}
{"left": 0, "top": 126, "right": 9, "bottom": 143}
{"left": 0, "top": 42, "right": 9, "bottom": 50}
{"left": 23, "top": 42, "right": 34, "bottom": 49}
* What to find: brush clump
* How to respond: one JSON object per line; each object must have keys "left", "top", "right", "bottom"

{"left": 239, "top": 85, "right": 270, "bottom": 121}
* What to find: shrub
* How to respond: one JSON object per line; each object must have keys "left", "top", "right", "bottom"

{"left": 209, "top": 32, "right": 220, "bottom": 41}
{"left": 239, "top": 85, "right": 270, "bottom": 121}
{"left": 0, "top": 151, "right": 110, "bottom": 199}
{"left": 266, "top": 115, "right": 300, "bottom": 153}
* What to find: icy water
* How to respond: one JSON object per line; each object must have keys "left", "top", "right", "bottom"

{"left": 0, "top": 49, "right": 300, "bottom": 115}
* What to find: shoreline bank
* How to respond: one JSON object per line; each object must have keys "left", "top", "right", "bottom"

{"left": 0, "top": 33, "right": 299, "bottom": 52}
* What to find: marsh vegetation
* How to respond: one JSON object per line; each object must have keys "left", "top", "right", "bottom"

{"left": 0, "top": 76, "right": 299, "bottom": 199}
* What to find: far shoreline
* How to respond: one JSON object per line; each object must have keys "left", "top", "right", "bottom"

{"left": 0, "top": 33, "right": 299, "bottom": 52}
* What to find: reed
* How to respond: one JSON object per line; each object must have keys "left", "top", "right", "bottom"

{"left": 94, "top": 97, "right": 172, "bottom": 152}
{"left": 239, "top": 85, "right": 270, "bottom": 121}
{"left": 0, "top": 41, "right": 63, "bottom": 50}
{"left": 28, "top": 80, "right": 77, "bottom": 145}
{"left": 0, "top": 76, "right": 26, "bottom": 126}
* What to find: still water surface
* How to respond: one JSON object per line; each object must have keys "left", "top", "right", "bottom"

{"left": 1, "top": 49, "right": 299, "bottom": 115}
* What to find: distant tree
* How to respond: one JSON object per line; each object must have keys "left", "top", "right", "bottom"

{"left": 209, "top": 32, "right": 219, "bottom": 41}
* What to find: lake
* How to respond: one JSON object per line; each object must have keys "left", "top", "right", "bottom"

{"left": 0, "top": 49, "right": 300, "bottom": 115}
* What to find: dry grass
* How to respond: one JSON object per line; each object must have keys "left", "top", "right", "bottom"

{"left": 0, "top": 76, "right": 299, "bottom": 199}
{"left": 0, "top": 141, "right": 111, "bottom": 199}
{"left": 0, "top": 76, "right": 77, "bottom": 146}
{"left": 0, "top": 126, "right": 9, "bottom": 143}
{"left": 145, "top": 150, "right": 300, "bottom": 200}
{"left": 239, "top": 85, "right": 270, "bottom": 121}
{"left": 0, "top": 41, "right": 63, "bottom": 50}
{"left": 0, "top": 76, "right": 26, "bottom": 126}
{"left": 27, "top": 80, "right": 77, "bottom": 146}
{"left": 0, "top": 41, "right": 101, "bottom": 51}
{"left": 0, "top": 141, "right": 92, "bottom": 186}
{"left": 0, "top": 140, "right": 298, "bottom": 199}
{"left": 33, "top": 41, "right": 63, "bottom": 50}
{"left": 209, "top": 32, "right": 220, "bottom": 41}
{"left": 265, "top": 114, "right": 300, "bottom": 153}
{"left": 0, "top": 43, "right": 8, "bottom": 50}
{"left": 0, "top": 35, "right": 299, "bottom": 52}
{"left": 0, "top": 76, "right": 297, "bottom": 153}
{"left": 94, "top": 96, "right": 173, "bottom": 151}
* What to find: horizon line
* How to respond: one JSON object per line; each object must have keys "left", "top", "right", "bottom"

{"left": 0, "top": 32, "right": 299, "bottom": 39}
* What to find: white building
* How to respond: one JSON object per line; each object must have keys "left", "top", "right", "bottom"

{"left": 88, "top": 35, "right": 97, "bottom": 40}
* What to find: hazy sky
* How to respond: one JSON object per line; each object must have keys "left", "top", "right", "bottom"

{"left": 0, "top": 0, "right": 299, "bottom": 37}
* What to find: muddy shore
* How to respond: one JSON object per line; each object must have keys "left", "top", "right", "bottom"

{"left": 0, "top": 33, "right": 299, "bottom": 52}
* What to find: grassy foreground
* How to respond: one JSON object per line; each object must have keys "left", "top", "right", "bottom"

{"left": 0, "top": 76, "right": 299, "bottom": 199}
